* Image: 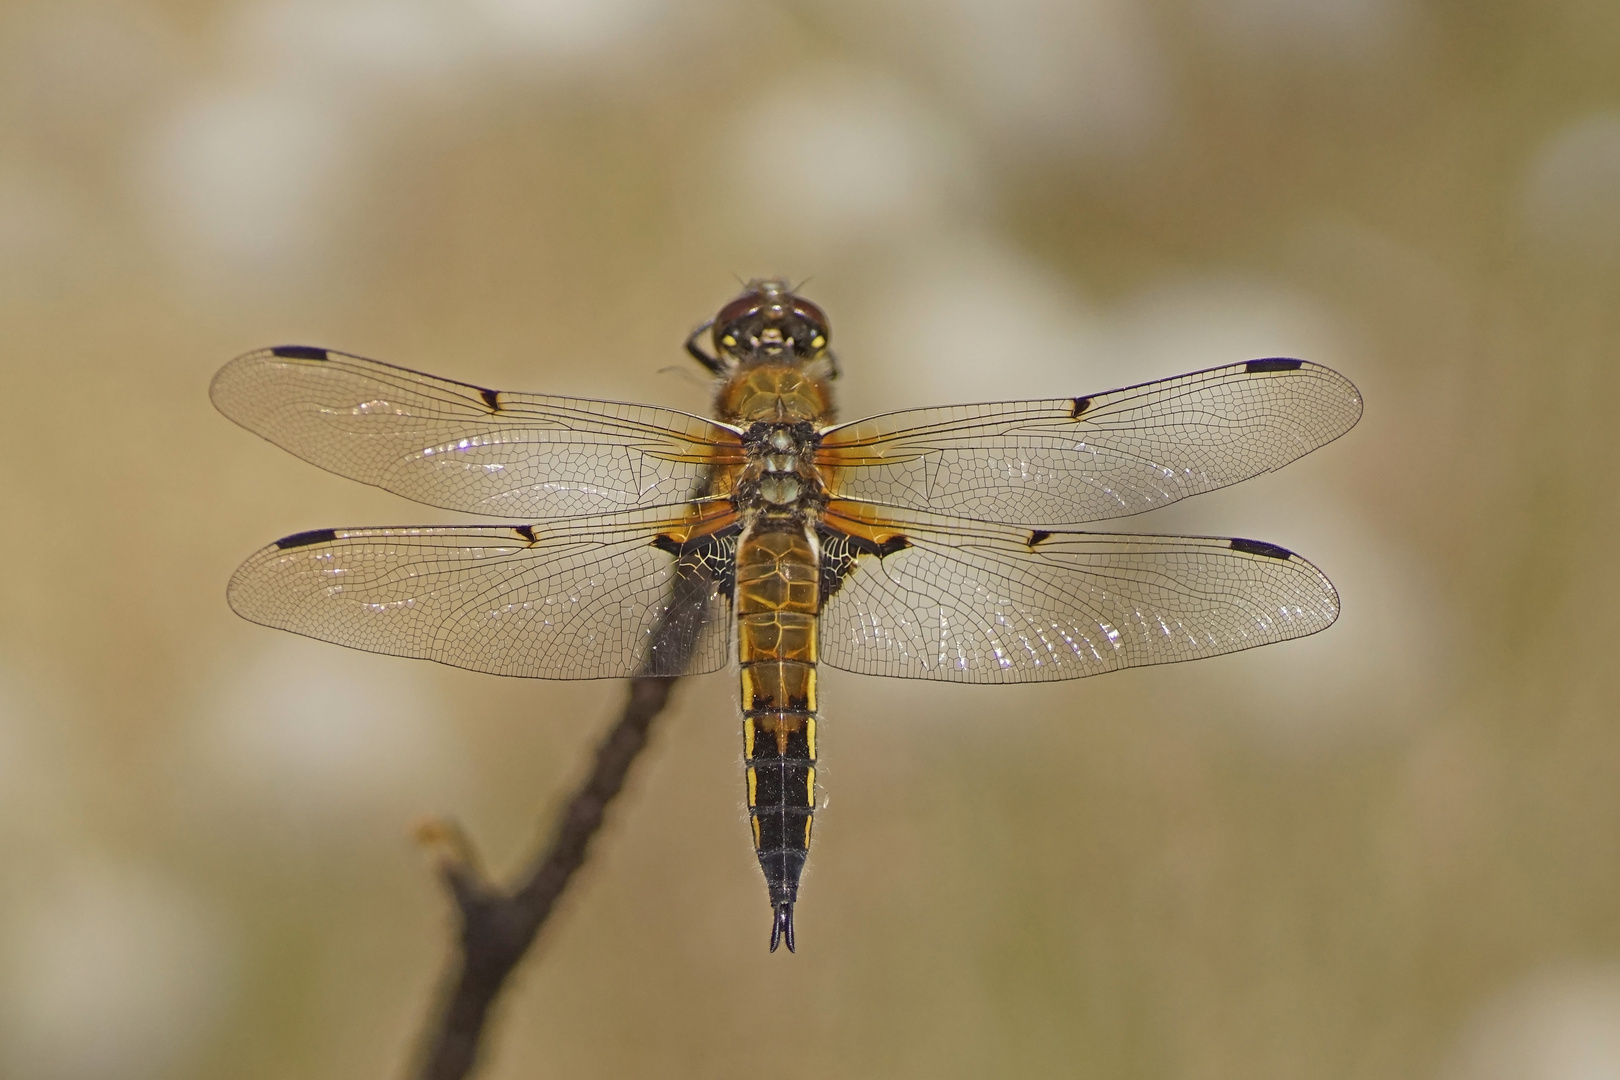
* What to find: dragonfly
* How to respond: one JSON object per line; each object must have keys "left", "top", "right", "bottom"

{"left": 212, "top": 279, "right": 1361, "bottom": 952}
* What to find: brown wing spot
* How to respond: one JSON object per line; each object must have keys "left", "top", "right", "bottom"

{"left": 1246, "top": 358, "right": 1304, "bottom": 373}
{"left": 479, "top": 387, "right": 502, "bottom": 412}
{"left": 514, "top": 524, "right": 537, "bottom": 543}
{"left": 270, "top": 345, "right": 329, "bottom": 361}
{"left": 275, "top": 528, "right": 337, "bottom": 549}
{"left": 1070, "top": 396, "right": 1092, "bottom": 419}
{"left": 1230, "top": 537, "right": 1293, "bottom": 560}
{"left": 1028, "top": 529, "right": 1052, "bottom": 548}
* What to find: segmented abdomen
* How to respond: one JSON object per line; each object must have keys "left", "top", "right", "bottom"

{"left": 735, "top": 520, "right": 819, "bottom": 932}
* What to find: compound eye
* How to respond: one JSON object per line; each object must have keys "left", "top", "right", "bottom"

{"left": 713, "top": 294, "right": 761, "bottom": 350}
{"left": 791, "top": 298, "right": 827, "bottom": 331}
{"left": 715, "top": 294, "right": 760, "bottom": 332}
{"left": 791, "top": 299, "right": 829, "bottom": 350}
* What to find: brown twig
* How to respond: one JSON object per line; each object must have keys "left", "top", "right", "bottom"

{"left": 410, "top": 676, "right": 678, "bottom": 1080}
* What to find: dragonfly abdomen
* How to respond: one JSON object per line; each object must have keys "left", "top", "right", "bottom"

{"left": 735, "top": 520, "right": 820, "bottom": 953}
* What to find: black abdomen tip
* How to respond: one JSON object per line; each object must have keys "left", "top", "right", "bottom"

{"left": 770, "top": 902, "right": 796, "bottom": 953}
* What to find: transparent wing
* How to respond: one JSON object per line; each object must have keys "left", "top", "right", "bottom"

{"left": 212, "top": 347, "right": 745, "bottom": 520}
{"left": 226, "top": 509, "right": 738, "bottom": 680}
{"left": 816, "top": 504, "right": 1338, "bottom": 683}
{"left": 818, "top": 359, "right": 1361, "bottom": 526}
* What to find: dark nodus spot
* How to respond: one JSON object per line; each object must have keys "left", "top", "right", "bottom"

{"left": 514, "top": 525, "right": 536, "bottom": 542}
{"left": 270, "top": 345, "right": 329, "bottom": 361}
{"left": 1230, "top": 537, "right": 1293, "bottom": 560}
{"left": 850, "top": 534, "right": 909, "bottom": 558}
{"left": 1028, "top": 530, "right": 1052, "bottom": 547}
{"left": 1071, "top": 396, "right": 1092, "bottom": 419}
{"left": 480, "top": 388, "right": 501, "bottom": 412}
{"left": 275, "top": 528, "right": 338, "bottom": 550}
{"left": 1246, "top": 358, "right": 1304, "bottom": 373}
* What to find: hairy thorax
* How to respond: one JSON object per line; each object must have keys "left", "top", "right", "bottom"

{"left": 717, "top": 363, "right": 833, "bottom": 426}
{"left": 718, "top": 363, "right": 835, "bottom": 520}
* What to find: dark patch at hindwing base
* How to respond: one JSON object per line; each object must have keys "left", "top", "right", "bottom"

{"left": 651, "top": 527, "right": 740, "bottom": 595}
{"left": 639, "top": 525, "right": 740, "bottom": 678}
{"left": 816, "top": 525, "right": 910, "bottom": 606}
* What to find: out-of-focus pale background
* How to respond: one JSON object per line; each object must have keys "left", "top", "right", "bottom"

{"left": 1, "top": 1, "right": 1617, "bottom": 1077}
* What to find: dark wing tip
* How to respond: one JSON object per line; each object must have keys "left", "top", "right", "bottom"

{"left": 1245, "top": 357, "right": 1304, "bottom": 373}
{"left": 770, "top": 903, "right": 796, "bottom": 953}
{"left": 275, "top": 527, "right": 338, "bottom": 550}
{"left": 1230, "top": 537, "right": 1294, "bottom": 560}
{"left": 269, "top": 345, "right": 331, "bottom": 361}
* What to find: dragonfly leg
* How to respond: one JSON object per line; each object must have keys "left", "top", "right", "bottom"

{"left": 684, "top": 319, "right": 725, "bottom": 375}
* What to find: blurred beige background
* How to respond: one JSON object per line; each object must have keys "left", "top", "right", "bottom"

{"left": 1, "top": 1, "right": 1618, "bottom": 1078}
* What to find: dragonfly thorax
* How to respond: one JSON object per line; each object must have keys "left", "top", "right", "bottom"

{"left": 717, "top": 362, "right": 834, "bottom": 424}
{"left": 757, "top": 475, "right": 803, "bottom": 505}
{"left": 737, "top": 421, "right": 825, "bottom": 513}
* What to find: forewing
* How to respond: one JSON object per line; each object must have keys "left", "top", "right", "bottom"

{"left": 816, "top": 506, "right": 1338, "bottom": 683}
{"left": 227, "top": 510, "right": 737, "bottom": 679}
{"left": 818, "top": 360, "right": 1361, "bottom": 526}
{"left": 212, "top": 347, "right": 744, "bottom": 520}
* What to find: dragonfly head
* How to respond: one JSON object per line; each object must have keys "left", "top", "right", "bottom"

{"left": 711, "top": 279, "right": 830, "bottom": 367}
